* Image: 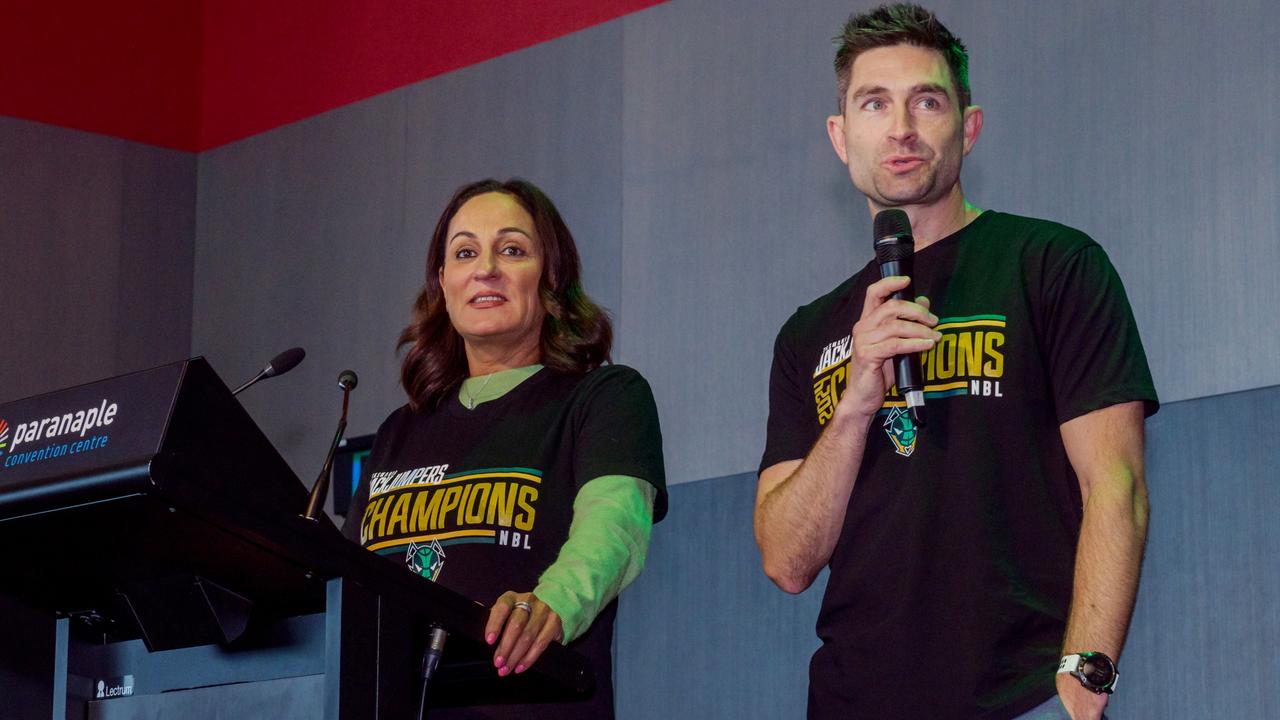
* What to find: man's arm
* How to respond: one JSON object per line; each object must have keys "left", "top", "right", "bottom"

{"left": 755, "top": 413, "right": 871, "bottom": 593}
{"left": 1055, "top": 400, "right": 1149, "bottom": 719}
{"left": 755, "top": 276, "right": 938, "bottom": 593}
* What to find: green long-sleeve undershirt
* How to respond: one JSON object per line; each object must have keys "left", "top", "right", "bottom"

{"left": 459, "top": 366, "right": 656, "bottom": 643}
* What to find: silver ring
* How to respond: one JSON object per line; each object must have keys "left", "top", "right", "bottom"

{"left": 513, "top": 600, "right": 533, "bottom": 613}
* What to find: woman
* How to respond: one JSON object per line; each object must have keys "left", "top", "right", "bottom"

{"left": 343, "top": 178, "right": 666, "bottom": 718}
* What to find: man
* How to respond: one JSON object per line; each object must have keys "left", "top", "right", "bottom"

{"left": 754, "top": 5, "right": 1157, "bottom": 719}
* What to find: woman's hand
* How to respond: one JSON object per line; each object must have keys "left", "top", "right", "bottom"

{"left": 485, "top": 590, "right": 563, "bottom": 676}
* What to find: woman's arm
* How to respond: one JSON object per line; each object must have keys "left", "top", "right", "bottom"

{"left": 485, "top": 474, "right": 656, "bottom": 675}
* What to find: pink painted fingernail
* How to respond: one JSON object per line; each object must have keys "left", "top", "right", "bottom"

{"left": 515, "top": 664, "right": 526, "bottom": 674}
{"left": 498, "top": 666, "right": 510, "bottom": 677}
{"left": 486, "top": 632, "right": 497, "bottom": 645}
{"left": 494, "top": 656, "right": 504, "bottom": 668}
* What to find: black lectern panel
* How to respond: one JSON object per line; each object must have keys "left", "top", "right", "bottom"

{"left": 0, "top": 358, "right": 593, "bottom": 718}
{"left": 0, "top": 359, "right": 324, "bottom": 640}
{"left": 0, "top": 363, "right": 181, "bottom": 488}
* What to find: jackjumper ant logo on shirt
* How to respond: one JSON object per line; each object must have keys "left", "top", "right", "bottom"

{"left": 407, "top": 538, "right": 447, "bottom": 581}
{"left": 882, "top": 406, "right": 918, "bottom": 457}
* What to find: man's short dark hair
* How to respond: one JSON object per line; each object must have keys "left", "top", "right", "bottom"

{"left": 834, "top": 4, "right": 971, "bottom": 113}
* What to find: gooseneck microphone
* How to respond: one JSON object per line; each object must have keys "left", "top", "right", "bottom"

{"left": 303, "top": 370, "right": 358, "bottom": 522}
{"left": 231, "top": 347, "right": 307, "bottom": 396}
{"left": 873, "top": 209, "right": 925, "bottom": 426}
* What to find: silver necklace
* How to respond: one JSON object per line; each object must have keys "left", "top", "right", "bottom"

{"left": 463, "top": 373, "right": 496, "bottom": 410}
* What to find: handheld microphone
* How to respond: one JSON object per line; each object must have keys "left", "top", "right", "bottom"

{"left": 231, "top": 347, "right": 306, "bottom": 396}
{"left": 303, "top": 369, "right": 358, "bottom": 522}
{"left": 873, "top": 209, "right": 925, "bottom": 426}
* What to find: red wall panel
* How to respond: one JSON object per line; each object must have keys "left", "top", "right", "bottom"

{"left": 0, "top": 0, "right": 666, "bottom": 151}
{"left": 0, "top": 1, "right": 202, "bottom": 150}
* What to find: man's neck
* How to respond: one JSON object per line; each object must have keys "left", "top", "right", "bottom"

{"left": 868, "top": 185, "right": 982, "bottom": 251}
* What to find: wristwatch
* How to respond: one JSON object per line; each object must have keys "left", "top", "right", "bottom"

{"left": 1057, "top": 652, "right": 1118, "bottom": 694}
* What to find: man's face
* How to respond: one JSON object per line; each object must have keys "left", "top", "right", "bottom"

{"left": 827, "top": 44, "right": 981, "bottom": 209}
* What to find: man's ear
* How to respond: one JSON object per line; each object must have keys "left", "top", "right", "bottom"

{"left": 961, "top": 105, "right": 983, "bottom": 155}
{"left": 827, "top": 113, "right": 850, "bottom": 164}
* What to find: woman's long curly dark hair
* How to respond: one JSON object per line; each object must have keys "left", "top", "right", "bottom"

{"left": 399, "top": 178, "right": 613, "bottom": 410}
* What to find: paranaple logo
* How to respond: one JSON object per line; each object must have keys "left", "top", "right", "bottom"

{"left": 10, "top": 399, "right": 117, "bottom": 450}
{"left": 0, "top": 399, "right": 118, "bottom": 470}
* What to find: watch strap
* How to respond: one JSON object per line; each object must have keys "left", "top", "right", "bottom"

{"left": 1056, "top": 654, "right": 1083, "bottom": 674}
{"left": 1057, "top": 652, "right": 1118, "bottom": 694}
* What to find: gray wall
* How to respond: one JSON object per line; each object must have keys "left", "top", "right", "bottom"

{"left": 187, "top": 2, "right": 1280, "bottom": 716}
{"left": 0, "top": 117, "right": 194, "bottom": 405}
{"left": 4, "top": 1, "right": 1279, "bottom": 717}
{"left": 193, "top": 23, "right": 626, "bottom": 479}
{"left": 619, "top": 0, "right": 1280, "bottom": 483}
{"left": 192, "top": 1, "right": 1280, "bottom": 486}
{"left": 619, "top": 385, "right": 1280, "bottom": 718}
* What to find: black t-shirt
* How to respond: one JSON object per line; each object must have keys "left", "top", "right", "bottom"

{"left": 344, "top": 364, "right": 667, "bottom": 720}
{"left": 761, "top": 211, "right": 1158, "bottom": 720}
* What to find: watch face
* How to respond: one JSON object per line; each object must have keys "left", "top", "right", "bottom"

{"left": 1080, "top": 654, "right": 1116, "bottom": 687}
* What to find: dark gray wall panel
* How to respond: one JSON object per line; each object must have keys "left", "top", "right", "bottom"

{"left": 0, "top": 116, "right": 194, "bottom": 405}
{"left": 961, "top": 1, "right": 1280, "bottom": 408}
{"left": 193, "top": 88, "right": 411, "bottom": 482}
{"left": 188, "top": 1, "right": 1280, "bottom": 486}
{"left": 617, "top": 386, "right": 1280, "bottom": 718}
{"left": 618, "top": 1, "right": 1280, "bottom": 483}
{"left": 400, "top": 27, "right": 626, "bottom": 324}
{"left": 193, "top": 23, "right": 625, "bottom": 483}
{"left": 619, "top": 3, "right": 864, "bottom": 484}
{"left": 1111, "top": 384, "right": 1280, "bottom": 718}
{"left": 615, "top": 472, "right": 826, "bottom": 719}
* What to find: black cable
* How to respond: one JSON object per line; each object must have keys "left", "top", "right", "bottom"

{"left": 416, "top": 673, "right": 429, "bottom": 720}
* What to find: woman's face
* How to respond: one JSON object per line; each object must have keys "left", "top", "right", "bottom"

{"left": 440, "top": 192, "right": 547, "bottom": 359}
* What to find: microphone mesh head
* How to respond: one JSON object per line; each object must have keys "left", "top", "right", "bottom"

{"left": 873, "top": 209, "right": 914, "bottom": 263}
{"left": 338, "top": 370, "right": 359, "bottom": 391}
{"left": 264, "top": 347, "right": 306, "bottom": 377}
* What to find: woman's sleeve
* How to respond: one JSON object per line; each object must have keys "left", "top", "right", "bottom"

{"left": 533, "top": 475, "right": 656, "bottom": 642}
{"left": 570, "top": 365, "right": 667, "bottom": 515}
{"left": 535, "top": 365, "right": 667, "bottom": 641}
